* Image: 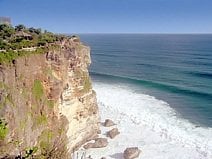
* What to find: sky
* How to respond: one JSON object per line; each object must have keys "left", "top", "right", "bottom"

{"left": 0, "top": 0, "right": 212, "bottom": 33}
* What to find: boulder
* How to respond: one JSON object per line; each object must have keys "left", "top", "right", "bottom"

{"left": 123, "top": 147, "right": 141, "bottom": 159}
{"left": 107, "top": 128, "right": 120, "bottom": 139}
{"left": 103, "top": 119, "right": 115, "bottom": 127}
{"left": 83, "top": 138, "right": 108, "bottom": 149}
{"left": 93, "top": 138, "right": 108, "bottom": 148}
{"left": 83, "top": 143, "right": 94, "bottom": 149}
{"left": 86, "top": 155, "right": 93, "bottom": 159}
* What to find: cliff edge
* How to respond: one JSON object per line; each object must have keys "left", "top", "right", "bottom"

{"left": 0, "top": 37, "right": 99, "bottom": 158}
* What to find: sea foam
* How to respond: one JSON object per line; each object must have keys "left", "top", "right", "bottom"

{"left": 89, "top": 81, "right": 212, "bottom": 159}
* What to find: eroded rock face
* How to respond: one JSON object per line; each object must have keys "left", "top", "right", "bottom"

{"left": 123, "top": 147, "right": 141, "bottom": 159}
{"left": 0, "top": 39, "right": 99, "bottom": 158}
{"left": 58, "top": 43, "right": 100, "bottom": 152}
{"left": 106, "top": 128, "right": 120, "bottom": 139}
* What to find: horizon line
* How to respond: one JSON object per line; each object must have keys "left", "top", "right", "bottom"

{"left": 61, "top": 32, "right": 212, "bottom": 35}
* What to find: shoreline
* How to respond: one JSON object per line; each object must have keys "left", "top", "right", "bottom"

{"left": 79, "top": 81, "right": 212, "bottom": 159}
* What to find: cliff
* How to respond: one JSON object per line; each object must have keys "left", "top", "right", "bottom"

{"left": 0, "top": 38, "right": 99, "bottom": 158}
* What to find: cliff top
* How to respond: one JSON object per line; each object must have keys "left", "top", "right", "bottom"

{"left": 0, "top": 24, "right": 80, "bottom": 64}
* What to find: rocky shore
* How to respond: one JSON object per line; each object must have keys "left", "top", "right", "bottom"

{"left": 73, "top": 118, "right": 141, "bottom": 159}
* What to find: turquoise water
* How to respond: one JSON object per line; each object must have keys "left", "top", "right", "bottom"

{"left": 80, "top": 34, "right": 212, "bottom": 127}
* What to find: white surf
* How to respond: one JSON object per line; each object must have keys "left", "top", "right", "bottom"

{"left": 84, "top": 81, "right": 212, "bottom": 159}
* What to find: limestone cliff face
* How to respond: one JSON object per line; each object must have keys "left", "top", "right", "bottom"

{"left": 0, "top": 39, "right": 99, "bottom": 158}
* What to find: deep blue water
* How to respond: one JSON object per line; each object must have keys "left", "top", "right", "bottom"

{"left": 80, "top": 34, "right": 212, "bottom": 127}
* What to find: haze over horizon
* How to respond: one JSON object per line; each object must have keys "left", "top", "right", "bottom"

{"left": 0, "top": 0, "right": 212, "bottom": 34}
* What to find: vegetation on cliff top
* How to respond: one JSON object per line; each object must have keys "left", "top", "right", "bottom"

{"left": 0, "top": 24, "right": 79, "bottom": 64}
{"left": 0, "top": 24, "right": 59, "bottom": 49}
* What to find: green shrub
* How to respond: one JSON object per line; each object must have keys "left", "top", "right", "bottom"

{"left": 25, "top": 146, "right": 38, "bottom": 158}
{"left": 46, "top": 100, "right": 54, "bottom": 109}
{"left": 39, "top": 129, "right": 53, "bottom": 152}
{"left": 82, "top": 76, "right": 91, "bottom": 93}
{"left": 0, "top": 118, "right": 8, "bottom": 140}
{"left": 36, "top": 114, "right": 47, "bottom": 126}
{"left": 32, "top": 80, "right": 44, "bottom": 100}
{"left": 0, "top": 51, "right": 18, "bottom": 63}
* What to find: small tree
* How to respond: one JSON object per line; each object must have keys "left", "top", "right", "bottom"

{"left": 0, "top": 24, "right": 15, "bottom": 39}
{"left": 15, "top": 24, "right": 26, "bottom": 31}
{"left": 29, "top": 27, "right": 42, "bottom": 35}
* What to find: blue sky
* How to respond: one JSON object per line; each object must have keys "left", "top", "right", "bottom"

{"left": 0, "top": 0, "right": 212, "bottom": 33}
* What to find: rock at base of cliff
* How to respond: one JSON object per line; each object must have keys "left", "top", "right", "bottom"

{"left": 86, "top": 155, "right": 93, "bottom": 159}
{"left": 84, "top": 143, "right": 94, "bottom": 149}
{"left": 103, "top": 119, "right": 115, "bottom": 127}
{"left": 83, "top": 138, "right": 108, "bottom": 149}
{"left": 123, "top": 147, "right": 141, "bottom": 159}
{"left": 107, "top": 128, "right": 120, "bottom": 139}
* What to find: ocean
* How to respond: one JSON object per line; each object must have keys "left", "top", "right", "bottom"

{"left": 79, "top": 34, "right": 212, "bottom": 158}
